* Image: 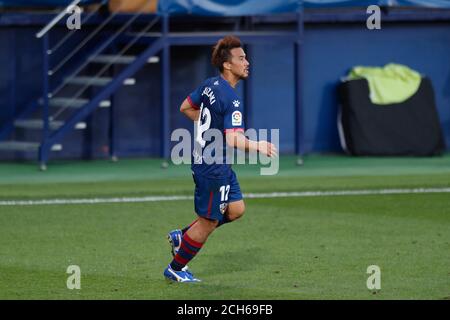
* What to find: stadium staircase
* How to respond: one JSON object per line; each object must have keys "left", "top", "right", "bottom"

{"left": 0, "top": 1, "right": 164, "bottom": 170}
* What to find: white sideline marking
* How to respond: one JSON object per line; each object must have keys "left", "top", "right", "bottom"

{"left": 1, "top": 188, "right": 450, "bottom": 206}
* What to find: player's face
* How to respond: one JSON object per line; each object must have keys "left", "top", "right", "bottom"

{"left": 228, "top": 47, "right": 250, "bottom": 80}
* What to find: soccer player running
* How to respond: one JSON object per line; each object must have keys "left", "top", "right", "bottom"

{"left": 164, "top": 35, "right": 277, "bottom": 282}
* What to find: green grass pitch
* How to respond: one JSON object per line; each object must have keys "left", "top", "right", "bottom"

{"left": 0, "top": 155, "right": 449, "bottom": 299}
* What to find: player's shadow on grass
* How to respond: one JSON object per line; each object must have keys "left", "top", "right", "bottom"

{"left": 198, "top": 246, "right": 263, "bottom": 276}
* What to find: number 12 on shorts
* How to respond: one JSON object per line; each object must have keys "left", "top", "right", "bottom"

{"left": 220, "top": 185, "right": 230, "bottom": 202}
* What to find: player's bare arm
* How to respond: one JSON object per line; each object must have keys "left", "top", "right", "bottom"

{"left": 225, "top": 131, "right": 278, "bottom": 157}
{"left": 180, "top": 98, "right": 200, "bottom": 121}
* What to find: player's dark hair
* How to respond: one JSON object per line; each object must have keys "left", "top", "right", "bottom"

{"left": 211, "top": 36, "right": 242, "bottom": 73}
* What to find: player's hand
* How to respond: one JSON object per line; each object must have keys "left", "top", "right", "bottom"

{"left": 257, "top": 141, "right": 278, "bottom": 158}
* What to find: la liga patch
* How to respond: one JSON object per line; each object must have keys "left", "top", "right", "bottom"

{"left": 232, "top": 111, "right": 242, "bottom": 126}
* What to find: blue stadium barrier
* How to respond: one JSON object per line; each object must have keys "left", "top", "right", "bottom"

{"left": 304, "top": 0, "right": 450, "bottom": 8}
{"left": 158, "top": 0, "right": 302, "bottom": 16}
{"left": 158, "top": 0, "right": 450, "bottom": 15}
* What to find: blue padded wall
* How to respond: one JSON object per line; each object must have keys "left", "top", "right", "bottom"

{"left": 0, "top": 18, "right": 449, "bottom": 160}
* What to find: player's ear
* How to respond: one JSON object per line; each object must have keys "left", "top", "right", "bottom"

{"left": 223, "top": 61, "right": 232, "bottom": 71}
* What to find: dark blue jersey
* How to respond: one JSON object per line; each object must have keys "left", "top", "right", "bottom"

{"left": 187, "top": 76, "right": 245, "bottom": 178}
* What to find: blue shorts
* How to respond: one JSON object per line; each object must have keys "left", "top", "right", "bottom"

{"left": 192, "top": 170, "right": 243, "bottom": 221}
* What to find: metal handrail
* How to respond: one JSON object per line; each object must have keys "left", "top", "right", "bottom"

{"left": 49, "top": 0, "right": 109, "bottom": 55}
{"left": 47, "top": 0, "right": 144, "bottom": 78}
{"left": 49, "top": 9, "right": 151, "bottom": 98}
{"left": 51, "top": 15, "right": 161, "bottom": 121}
{"left": 48, "top": 4, "right": 131, "bottom": 76}
{"left": 36, "top": 0, "right": 81, "bottom": 39}
{"left": 34, "top": 0, "right": 160, "bottom": 134}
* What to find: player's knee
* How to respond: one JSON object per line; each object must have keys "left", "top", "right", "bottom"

{"left": 228, "top": 202, "right": 245, "bottom": 221}
{"left": 235, "top": 206, "right": 245, "bottom": 219}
